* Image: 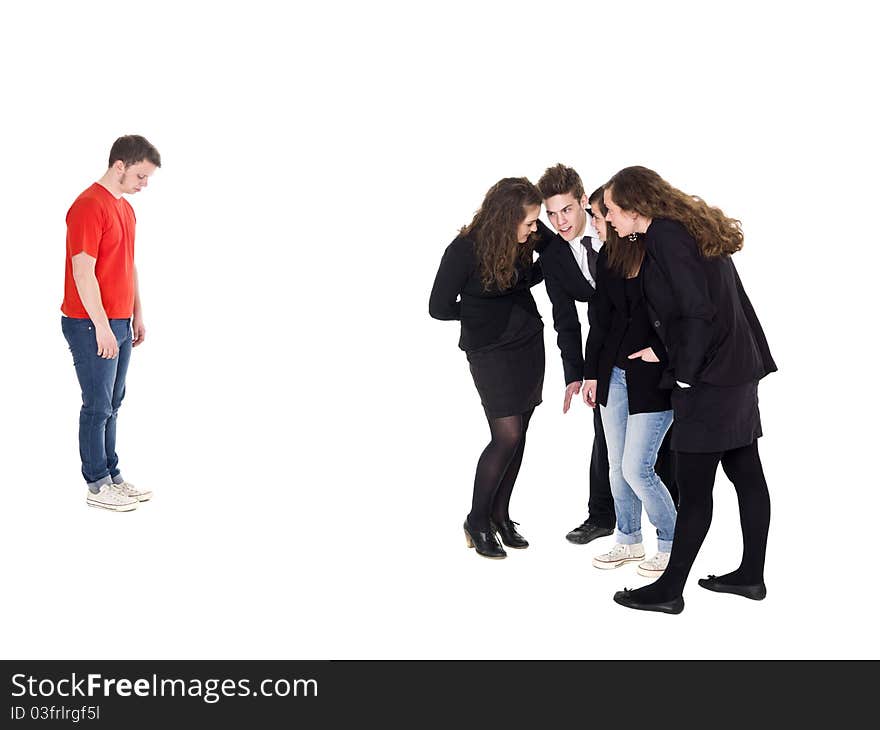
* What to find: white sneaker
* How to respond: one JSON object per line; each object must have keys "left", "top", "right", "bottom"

{"left": 592, "top": 543, "right": 645, "bottom": 570}
{"left": 114, "top": 480, "right": 152, "bottom": 502}
{"left": 87, "top": 484, "right": 139, "bottom": 512}
{"left": 637, "top": 551, "right": 671, "bottom": 578}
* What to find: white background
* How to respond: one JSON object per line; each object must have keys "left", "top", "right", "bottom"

{"left": 1, "top": 0, "right": 877, "bottom": 659}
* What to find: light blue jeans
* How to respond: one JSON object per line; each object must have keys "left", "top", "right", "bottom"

{"left": 600, "top": 367, "right": 676, "bottom": 552}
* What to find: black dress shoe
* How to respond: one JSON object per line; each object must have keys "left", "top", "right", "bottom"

{"left": 565, "top": 520, "right": 614, "bottom": 545}
{"left": 463, "top": 520, "right": 507, "bottom": 559}
{"left": 698, "top": 575, "right": 767, "bottom": 601}
{"left": 490, "top": 519, "right": 529, "bottom": 549}
{"left": 613, "top": 589, "right": 684, "bottom": 615}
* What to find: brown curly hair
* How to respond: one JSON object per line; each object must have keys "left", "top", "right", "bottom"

{"left": 589, "top": 185, "right": 644, "bottom": 278}
{"left": 461, "top": 177, "right": 543, "bottom": 291}
{"left": 606, "top": 166, "right": 743, "bottom": 257}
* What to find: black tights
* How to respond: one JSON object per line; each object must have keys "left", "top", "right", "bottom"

{"left": 467, "top": 408, "right": 534, "bottom": 530}
{"left": 627, "top": 440, "right": 771, "bottom": 603}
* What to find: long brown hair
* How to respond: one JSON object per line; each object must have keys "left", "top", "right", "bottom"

{"left": 606, "top": 166, "right": 743, "bottom": 257}
{"left": 592, "top": 185, "right": 644, "bottom": 278}
{"left": 461, "top": 177, "right": 542, "bottom": 291}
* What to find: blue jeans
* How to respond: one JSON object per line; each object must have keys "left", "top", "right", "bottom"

{"left": 600, "top": 367, "right": 676, "bottom": 551}
{"left": 61, "top": 317, "right": 133, "bottom": 486}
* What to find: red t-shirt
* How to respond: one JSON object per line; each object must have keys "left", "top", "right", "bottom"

{"left": 61, "top": 183, "right": 136, "bottom": 319}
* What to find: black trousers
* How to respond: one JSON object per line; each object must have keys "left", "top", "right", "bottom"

{"left": 587, "top": 407, "right": 614, "bottom": 527}
{"left": 588, "top": 409, "right": 678, "bottom": 527}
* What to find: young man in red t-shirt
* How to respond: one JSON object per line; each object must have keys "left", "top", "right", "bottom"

{"left": 61, "top": 135, "right": 161, "bottom": 511}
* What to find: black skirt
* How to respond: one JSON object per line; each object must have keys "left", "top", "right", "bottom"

{"left": 467, "top": 329, "right": 544, "bottom": 418}
{"left": 670, "top": 379, "right": 762, "bottom": 453}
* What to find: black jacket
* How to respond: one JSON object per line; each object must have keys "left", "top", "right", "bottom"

{"left": 537, "top": 220, "right": 597, "bottom": 385}
{"left": 429, "top": 235, "right": 544, "bottom": 352}
{"left": 642, "top": 218, "right": 777, "bottom": 389}
{"left": 584, "top": 248, "right": 672, "bottom": 414}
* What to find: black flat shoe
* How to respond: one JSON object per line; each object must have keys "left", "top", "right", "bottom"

{"left": 565, "top": 520, "right": 614, "bottom": 545}
{"left": 490, "top": 519, "right": 529, "bottom": 549}
{"left": 613, "top": 588, "right": 684, "bottom": 615}
{"left": 463, "top": 520, "right": 506, "bottom": 559}
{"left": 698, "top": 575, "right": 767, "bottom": 601}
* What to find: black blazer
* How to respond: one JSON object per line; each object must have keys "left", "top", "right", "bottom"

{"left": 536, "top": 220, "right": 597, "bottom": 385}
{"left": 584, "top": 248, "right": 672, "bottom": 414}
{"left": 429, "top": 235, "right": 544, "bottom": 352}
{"left": 642, "top": 218, "right": 777, "bottom": 389}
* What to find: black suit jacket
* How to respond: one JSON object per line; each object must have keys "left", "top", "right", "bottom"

{"left": 584, "top": 248, "right": 672, "bottom": 413}
{"left": 429, "top": 234, "right": 544, "bottom": 352}
{"left": 642, "top": 218, "right": 777, "bottom": 388}
{"left": 536, "top": 220, "right": 597, "bottom": 385}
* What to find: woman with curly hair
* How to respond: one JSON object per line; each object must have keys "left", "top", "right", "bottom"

{"left": 603, "top": 166, "right": 777, "bottom": 613}
{"left": 429, "top": 177, "right": 547, "bottom": 559}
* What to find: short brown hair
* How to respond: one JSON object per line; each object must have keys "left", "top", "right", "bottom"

{"left": 537, "top": 163, "right": 584, "bottom": 201}
{"left": 108, "top": 135, "right": 161, "bottom": 168}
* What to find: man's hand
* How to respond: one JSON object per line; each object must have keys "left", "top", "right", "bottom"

{"left": 132, "top": 316, "right": 146, "bottom": 347}
{"left": 96, "top": 324, "right": 119, "bottom": 359}
{"left": 582, "top": 379, "right": 598, "bottom": 408}
{"left": 628, "top": 347, "right": 660, "bottom": 363}
{"left": 563, "top": 381, "right": 582, "bottom": 413}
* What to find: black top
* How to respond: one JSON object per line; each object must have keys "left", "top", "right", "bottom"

{"left": 429, "top": 234, "right": 545, "bottom": 352}
{"left": 536, "top": 220, "right": 598, "bottom": 385}
{"left": 472, "top": 299, "right": 543, "bottom": 353}
{"left": 614, "top": 272, "right": 647, "bottom": 369}
{"left": 641, "top": 218, "right": 777, "bottom": 388}
{"left": 584, "top": 248, "right": 671, "bottom": 414}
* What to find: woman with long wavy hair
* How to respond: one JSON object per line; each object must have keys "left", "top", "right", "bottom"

{"left": 429, "top": 178, "right": 546, "bottom": 559}
{"left": 603, "top": 166, "right": 777, "bottom": 613}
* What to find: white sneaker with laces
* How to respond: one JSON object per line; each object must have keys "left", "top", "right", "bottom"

{"left": 114, "top": 480, "right": 152, "bottom": 502}
{"left": 592, "top": 542, "right": 645, "bottom": 570}
{"left": 637, "top": 551, "right": 670, "bottom": 578}
{"left": 87, "top": 484, "right": 139, "bottom": 512}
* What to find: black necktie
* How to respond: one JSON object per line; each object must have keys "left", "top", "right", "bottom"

{"left": 582, "top": 237, "right": 598, "bottom": 282}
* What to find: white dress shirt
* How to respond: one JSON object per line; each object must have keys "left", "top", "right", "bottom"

{"left": 566, "top": 216, "right": 602, "bottom": 288}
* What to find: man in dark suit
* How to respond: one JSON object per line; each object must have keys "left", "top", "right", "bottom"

{"left": 537, "top": 165, "right": 678, "bottom": 545}
{"left": 536, "top": 164, "right": 615, "bottom": 544}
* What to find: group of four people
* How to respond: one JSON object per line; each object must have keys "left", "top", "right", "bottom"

{"left": 429, "top": 164, "right": 776, "bottom": 614}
